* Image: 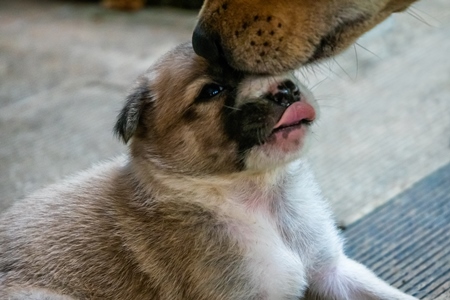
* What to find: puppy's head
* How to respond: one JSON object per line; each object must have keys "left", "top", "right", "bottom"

{"left": 115, "top": 43, "right": 318, "bottom": 176}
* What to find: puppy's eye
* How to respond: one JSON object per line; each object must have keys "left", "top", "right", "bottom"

{"left": 196, "top": 83, "right": 225, "bottom": 102}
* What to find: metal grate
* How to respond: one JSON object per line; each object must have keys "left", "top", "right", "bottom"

{"left": 344, "top": 162, "right": 450, "bottom": 299}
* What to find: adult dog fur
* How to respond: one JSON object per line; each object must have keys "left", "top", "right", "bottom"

{"left": 193, "top": 0, "right": 419, "bottom": 74}
{"left": 0, "top": 43, "right": 417, "bottom": 299}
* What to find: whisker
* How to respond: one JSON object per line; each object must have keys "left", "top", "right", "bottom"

{"left": 309, "top": 62, "right": 333, "bottom": 79}
{"left": 315, "top": 103, "right": 338, "bottom": 109}
{"left": 355, "top": 42, "right": 381, "bottom": 60}
{"left": 353, "top": 44, "right": 359, "bottom": 80}
{"left": 296, "top": 68, "right": 309, "bottom": 83}
{"left": 406, "top": 7, "right": 434, "bottom": 26}
{"left": 321, "top": 60, "right": 345, "bottom": 80}
{"left": 409, "top": 5, "right": 440, "bottom": 24}
{"left": 259, "top": 128, "right": 265, "bottom": 145}
{"left": 255, "top": 127, "right": 263, "bottom": 146}
{"left": 309, "top": 76, "right": 329, "bottom": 91}
{"left": 224, "top": 105, "right": 241, "bottom": 111}
{"left": 332, "top": 57, "right": 353, "bottom": 81}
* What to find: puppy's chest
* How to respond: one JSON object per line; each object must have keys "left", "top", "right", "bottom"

{"left": 219, "top": 190, "right": 316, "bottom": 299}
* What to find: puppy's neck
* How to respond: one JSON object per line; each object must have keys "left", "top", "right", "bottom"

{"left": 127, "top": 156, "right": 306, "bottom": 208}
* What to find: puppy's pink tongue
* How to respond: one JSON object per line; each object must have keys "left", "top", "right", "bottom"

{"left": 274, "top": 101, "right": 316, "bottom": 129}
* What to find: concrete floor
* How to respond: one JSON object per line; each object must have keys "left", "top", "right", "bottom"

{"left": 1, "top": 0, "right": 449, "bottom": 225}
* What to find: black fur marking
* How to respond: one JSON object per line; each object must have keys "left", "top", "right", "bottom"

{"left": 223, "top": 100, "right": 273, "bottom": 156}
{"left": 309, "top": 14, "right": 368, "bottom": 63}
{"left": 183, "top": 106, "right": 201, "bottom": 122}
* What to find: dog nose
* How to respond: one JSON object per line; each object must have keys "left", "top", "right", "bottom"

{"left": 271, "top": 80, "right": 301, "bottom": 107}
{"left": 192, "top": 23, "right": 223, "bottom": 63}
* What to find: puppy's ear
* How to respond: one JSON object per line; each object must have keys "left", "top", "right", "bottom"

{"left": 114, "top": 77, "right": 152, "bottom": 144}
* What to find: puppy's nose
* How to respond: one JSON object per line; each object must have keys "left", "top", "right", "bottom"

{"left": 192, "top": 23, "right": 223, "bottom": 63}
{"left": 271, "top": 80, "right": 301, "bottom": 107}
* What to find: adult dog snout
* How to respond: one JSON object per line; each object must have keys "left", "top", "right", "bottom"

{"left": 192, "top": 23, "right": 223, "bottom": 63}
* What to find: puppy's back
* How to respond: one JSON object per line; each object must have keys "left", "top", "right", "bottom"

{"left": 0, "top": 158, "right": 157, "bottom": 299}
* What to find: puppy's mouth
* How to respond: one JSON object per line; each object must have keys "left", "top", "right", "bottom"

{"left": 230, "top": 79, "right": 316, "bottom": 154}
{"left": 271, "top": 101, "right": 315, "bottom": 135}
{"left": 252, "top": 99, "right": 315, "bottom": 155}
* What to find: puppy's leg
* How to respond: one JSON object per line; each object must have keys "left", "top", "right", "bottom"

{"left": 308, "top": 255, "right": 418, "bottom": 300}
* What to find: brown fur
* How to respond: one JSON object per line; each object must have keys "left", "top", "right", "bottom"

{"left": 125, "top": 50, "right": 243, "bottom": 175}
{"left": 0, "top": 161, "right": 249, "bottom": 299}
{"left": 193, "top": 0, "right": 419, "bottom": 73}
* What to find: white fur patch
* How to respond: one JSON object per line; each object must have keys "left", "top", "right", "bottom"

{"left": 230, "top": 211, "right": 307, "bottom": 299}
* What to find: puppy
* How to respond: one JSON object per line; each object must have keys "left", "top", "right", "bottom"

{"left": 193, "top": 0, "right": 419, "bottom": 74}
{"left": 0, "top": 43, "right": 417, "bottom": 300}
